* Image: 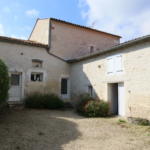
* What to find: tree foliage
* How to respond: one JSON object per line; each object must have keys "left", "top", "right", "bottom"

{"left": 0, "top": 58, "right": 10, "bottom": 106}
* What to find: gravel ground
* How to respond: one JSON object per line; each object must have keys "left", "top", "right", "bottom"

{"left": 0, "top": 109, "right": 150, "bottom": 150}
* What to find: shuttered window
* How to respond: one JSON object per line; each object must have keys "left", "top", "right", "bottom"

{"left": 115, "top": 54, "right": 122, "bottom": 74}
{"left": 108, "top": 57, "right": 115, "bottom": 75}
{"left": 108, "top": 54, "right": 122, "bottom": 75}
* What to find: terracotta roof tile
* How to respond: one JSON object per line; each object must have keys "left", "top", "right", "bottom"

{"left": 0, "top": 36, "right": 48, "bottom": 48}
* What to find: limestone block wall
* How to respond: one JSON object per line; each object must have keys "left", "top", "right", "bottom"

{"left": 29, "top": 18, "right": 120, "bottom": 60}
{"left": 50, "top": 20, "right": 120, "bottom": 60}
{"left": 70, "top": 40, "right": 150, "bottom": 119}
{"left": 0, "top": 41, "right": 70, "bottom": 99}
{"left": 29, "top": 18, "right": 49, "bottom": 45}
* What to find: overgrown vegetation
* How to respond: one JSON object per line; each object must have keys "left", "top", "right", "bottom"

{"left": 140, "top": 120, "right": 149, "bottom": 126}
{"left": 76, "top": 93, "right": 110, "bottom": 117}
{"left": 25, "top": 92, "right": 64, "bottom": 109}
{"left": 0, "top": 58, "right": 10, "bottom": 107}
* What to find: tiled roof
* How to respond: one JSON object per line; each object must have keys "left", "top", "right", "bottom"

{"left": 0, "top": 36, "right": 48, "bottom": 48}
{"left": 50, "top": 18, "right": 121, "bottom": 38}
{"left": 67, "top": 34, "right": 150, "bottom": 63}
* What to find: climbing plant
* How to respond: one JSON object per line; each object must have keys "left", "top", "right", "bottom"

{"left": 0, "top": 58, "right": 10, "bottom": 106}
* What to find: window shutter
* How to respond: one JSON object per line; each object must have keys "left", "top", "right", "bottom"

{"left": 107, "top": 56, "right": 115, "bottom": 75}
{"left": 115, "top": 54, "right": 122, "bottom": 74}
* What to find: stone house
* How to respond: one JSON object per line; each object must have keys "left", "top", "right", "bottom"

{"left": 0, "top": 18, "right": 150, "bottom": 120}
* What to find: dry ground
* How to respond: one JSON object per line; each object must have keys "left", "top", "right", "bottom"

{"left": 0, "top": 109, "right": 150, "bottom": 150}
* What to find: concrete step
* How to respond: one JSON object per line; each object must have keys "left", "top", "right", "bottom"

{"left": 8, "top": 101, "right": 25, "bottom": 109}
{"left": 63, "top": 102, "right": 75, "bottom": 109}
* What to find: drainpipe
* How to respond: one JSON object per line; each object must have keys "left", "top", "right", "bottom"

{"left": 46, "top": 18, "right": 66, "bottom": 62}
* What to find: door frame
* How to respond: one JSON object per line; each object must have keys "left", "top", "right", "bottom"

{"left": 108, "top": 82, "right": 125, "bottom": 116}
{"left": 9, "top": 68, "right": 25, "bottom": 101}
{"left": 61, "top": 78, "right": 69, "bottom": 99}
{"left": 59, "top": 74, "right": 70, "bottom": 101}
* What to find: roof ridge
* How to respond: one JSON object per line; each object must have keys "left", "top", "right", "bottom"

{"left": 49, "top": 18, "right": 121, "bottom": 38}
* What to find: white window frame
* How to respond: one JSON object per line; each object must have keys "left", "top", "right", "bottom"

{"left": 108, "top": 53, "right": 123, "bottom": 76}
{"left": 30, "top": 72, "right": 43, "bottom": 82}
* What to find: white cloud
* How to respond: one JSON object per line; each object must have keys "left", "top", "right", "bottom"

{"left": 0, "top": 24, "right": 5, "bottom": 36}
{"left": 3, "top": 7, "right": 10, "bottom": 13}
{"left": 26, "top": 9, "right": 39, "bottom": 18}
{"left": 14, "top": 16, "right": 18, "bottom": 19}
{"left": 79, "top": 0, "right": 150, "bottom": 42}
{"left": 11, "top": 34, "right": 27, "bottom": 40}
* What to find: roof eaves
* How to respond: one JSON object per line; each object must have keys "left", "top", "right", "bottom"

{"left": 50, "top": 18, "right": 121, "bottom": 38}
{"left": 0, "top": 36, "right": 48, "bottom": 48}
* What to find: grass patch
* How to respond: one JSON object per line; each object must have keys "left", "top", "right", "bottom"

{"left": 16, "top": 146, "right": 20, "bottom": 149}
{"left": 38, "top": 131, "right": 45, "bottom": 135}
{"left": 118, "top": 119, "right": 126, "bottom": 123}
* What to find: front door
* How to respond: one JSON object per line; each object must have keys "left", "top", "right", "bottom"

{"left": 61, "top": 79, "right": 69, "bottom": 99}
{"left": 118, "top": 83, "right": 125, "bottom": 116}
{"left": 9, "top": 73, "right": 22, "bottom": 101}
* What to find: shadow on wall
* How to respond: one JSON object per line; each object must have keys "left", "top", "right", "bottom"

{"left": 0, "top": 109, "right": 82, "bottom": 150}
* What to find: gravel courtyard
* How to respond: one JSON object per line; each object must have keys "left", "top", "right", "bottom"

{"left": 0, "top": 109, "right": 150, "bottom": 150}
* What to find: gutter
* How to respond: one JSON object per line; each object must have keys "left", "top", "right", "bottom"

{"left": 68, "top": 35, "right": 150, "bottom": 63}
{"left": 46, "top": 19, "right": 67, "bottom": 62}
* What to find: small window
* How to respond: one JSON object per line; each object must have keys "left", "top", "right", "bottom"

{"left": 88, "top": 86, "right": 93, "bottom": 97}
{"left": 11, "top": 74, "right": 20, "bottom": 86}
{"left": 32, "top": 59, "right": 43, "bottom": 68}
{"left": 30, "top": 73, "right": 43, "bottom": 82}
{"left": 90, "top": 46, "right": 94, "bottom": 53}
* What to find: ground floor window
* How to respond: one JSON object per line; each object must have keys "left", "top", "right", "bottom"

{"left": 31, "top": 73, "right": 43, "bottom": 82}
{"left": 88, "top": 86, "right": 93, "bottom": 97}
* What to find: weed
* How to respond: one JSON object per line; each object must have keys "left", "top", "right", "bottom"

{"left": 16, "top": 146, "right": 20, "bottom": 149}
{"left": 147, "top": 133, "right": 150, "bottom": 136}
{"left": 129, "top": 139, "right": 134, "bottom": 141}
{"left": 38, "top": 131, "right": 45, "bottom": 135}
{"left": 119, "top": 119, "right": 126, "bottom": 123}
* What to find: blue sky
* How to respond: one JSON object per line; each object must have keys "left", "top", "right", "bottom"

{"left": 0, "top": 0, "right": 150, "bottom": 42}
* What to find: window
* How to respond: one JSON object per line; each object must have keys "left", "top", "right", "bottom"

{"left": 32, "top": 59, "right": 43, "bottom": 68}
{"left": 11, "top": 74, "right": 20, "bottom": 86}
{"left": 90, "top": 46, "right": 94, "bottom": 53}
{"left": 30, "top": 73, "right": 43, "bottom": 82}
{"left": 88, "top": 86, "right": 93, "bottom": 97}
{"left": 107, "top": 54, "right": 123, "bottom": 75}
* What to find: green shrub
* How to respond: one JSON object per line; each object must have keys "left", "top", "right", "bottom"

{"left": 76, "top": 93, "right": 92, "bottom": 114}
{"left": 84, "top": 100, "right": 110, "bottom": 117}
{"left": 76, "top": 93, "right": 110, "bottom": 117}
{"left": 25, "top": 92, "right": 64, "bottom": 109}
{"left": 0, "top": 58, "right": 10, "bottom": 107}
{"left": 140, "top": 120, "right": 149, "bottom": 126}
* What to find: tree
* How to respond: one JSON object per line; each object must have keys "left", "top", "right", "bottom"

{"left": 0, "top": 58, "right": 10, "bottom": 106}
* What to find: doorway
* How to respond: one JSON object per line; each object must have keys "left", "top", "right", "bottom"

{"left": 61, "top": 78, "right": 69, "bottom": 99}
{"left": 109, "top": 82, "right": 125, "bottom": 116}
{"left": 9, "top": 73, "right": 22, "bottom": 101}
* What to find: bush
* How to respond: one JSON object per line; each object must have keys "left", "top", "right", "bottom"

{"left": 0, "top": 58, "right": 10, "bottom": 107}
{"left": 76, "top": 93, "right": 110, "bottom": 117}
{"left": 76, "top": 93, "right": 92, "bottom": 114}
{"left": 84, "top": 100, "right": 110, "bottom": 117}
{"left": 25, "top": 92, "right": 64, "bottom": 109}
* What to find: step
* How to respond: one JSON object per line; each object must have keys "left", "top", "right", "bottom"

{"left": 8, "top": 101, "right": 25, "bottom": 109}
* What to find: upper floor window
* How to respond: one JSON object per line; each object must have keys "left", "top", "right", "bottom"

{"left": 90, "top": 46, "right": 94, "bottom": 53}
{"left": 107, "top": 54, "right": 123, "bottom": 75}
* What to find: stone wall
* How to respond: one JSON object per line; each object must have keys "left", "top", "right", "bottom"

{"left": 29, "top": 18, "right": 120, "bottom": 60}
{"left": 0, "top": 41, "right": 70, "bottom": 100}
{"left": 29, "top": 18, "right": 49, "bottom": 45}
{"left": 70, "top": 40, "right": 150, "bottom": 119}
